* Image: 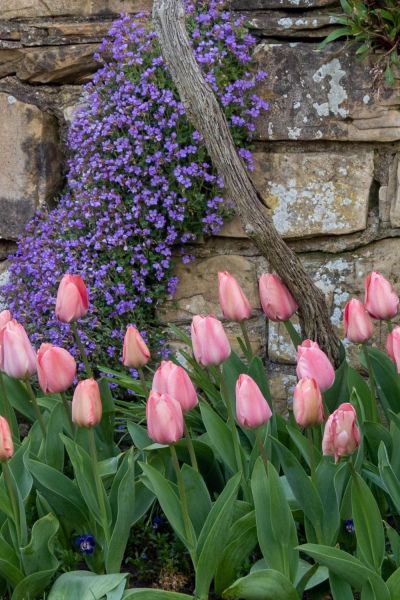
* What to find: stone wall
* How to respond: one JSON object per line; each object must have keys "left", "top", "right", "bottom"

{"left": 0, "top": 1, "right": 399, "bottom": 410}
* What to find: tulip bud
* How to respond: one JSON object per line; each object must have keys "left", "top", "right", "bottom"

{"left": 322, "top": 403, "right": 360, "bottom": 462}
{"left": 0, "top": 320, "right": 36, "bottom": 379}
{"left": 55, "top": 274, "right": 89, "bottom": 323}
{"left": 258, "top": 273, "right": 298, "bottom": 321}
{"left": 0, "top": 310, "right": 11, "bottom": 331}
{"left": 343, "top": 299, "right": 373, "bottom": 344}
{"left": 235, "top": 374, "right": 272, "bottom": 429}
{"left": 386, "top": 326, "right": 400, "bottom": 373}
{"left": 364, "top": 271, "right": 399, "bottom": 320}
{"left": 152, "top": 361, "right": 198, "bottom": 413}
{"left": 72, "top": 379, "right": 102, "bottom": 428}
{"left": 296, "top": 340, "right": 335, "bottom": 392}
{"left": 146, "top": 391, "right": 184, "bottom": 445}
{"left": 122, "top": 326, "right": 150, "bottom": 368}
{"left": 37, "top": 343, "right": 77, "bottom": 394}
{"left": 218, "top": 271, "right": 252, "bottom": 322}
{"left": 191, "top": 315, "right": 231, "bottom": 367}
{"left": 0, "top": 417, "right": 13, "bottom": 461}
{"left": 293, "top": 378, "right": 324, "bottom": 428}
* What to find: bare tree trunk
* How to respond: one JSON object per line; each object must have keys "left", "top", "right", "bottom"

{"left": 152, "top": 0, "right": 341, "bottom": 366}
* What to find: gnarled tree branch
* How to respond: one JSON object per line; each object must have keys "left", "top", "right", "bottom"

{"left": 152, "top": 0, "right": 341, "bottom": 366}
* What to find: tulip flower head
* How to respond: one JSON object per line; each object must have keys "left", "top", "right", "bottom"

{"left": 293, "top": 378, "right": 324, "bottom": 428}
{"left": 55, "top": 274, "right": 89, "bottom": 323}
{"left": 343, "top": 298, "right": 373, "bottom": 344}
{"left": 0, "top": 320, "right": 36, "bottom": 380}
{"left": 235, "top": 374, "right": 272, "bottom": 429}
{"left": 364, "top": 271, "right": 399, "bottom": 320}
{"left": 0, "top": 417, "right": 13, "bottom": 461}
{"left": 191, "top": 315, "right": 231, "bottom": 367}
{"left": 72, "top": 379, "right": 102, "bottom": 428}
{"left": 386, "top": 327, "right": 400, "bottom": 373}
{"left": 152, "top": 361, "right": 198, "bottom": 413}
{"left": 322, "top": 403, "right": 360, "bottom": 462}
{"left": 122, "top": 326, "right": 150, "bottom": 368}
{"left": 218, "top": 271, "right": 252, "bottom": 322}
{"left": 259, "top": 273, "right": 298, "bottom": 322}
{"left": 0, "top": 310, "right": 11, "bottom": 331}
{"left": 37, "top": 343, "right": 77, "bottom": 394}
{"left": 296, "top": 340, "right": 335, "bottom": 392}
{"left": 146, "top": 391, "right": 184, "bottom": 445}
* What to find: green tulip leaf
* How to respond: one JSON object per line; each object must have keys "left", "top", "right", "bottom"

{"left": 222, "top": 569, "right": 299, "bottom": 600}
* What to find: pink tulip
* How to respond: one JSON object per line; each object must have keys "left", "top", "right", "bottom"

{"left": 191, "top": 315, "right": 231, "bottom": 367}
{"left": 259, "top": 273, "right": 298, "bottom": 321}
{"left": 122, "top": 326, "right": 150, "bottom": 368}
{"left": 72, "top": 379, "right": 102, "bottom": 428}
{"left": 37, "top": 343, "right": 77, "bottom": 394}
{"left": 364, "top": 271, "right": 399, "bottom": 320}
{"left": 296, "top": 340, "right": 335, "bottom": 392}
{"left": 386, "top": 327, "right": 400, "bottom": 373}
{"left": 152, "top": 361, "right": 198, "bottom": 413}
{"left": 235, "top": 374, "right": 272, "bottom": 429}
{"left": 146, "top": 391, "right": 184, "bottom": 444}
{"left": 322, "top": 403, "right": 360, "bottom": 462}
{"left": 343, "top": 299, "right": 373, "bottom": 344}
{"left": 293, "top": 378, "right": 324, "bottom": 428}
{"left": 55, "top": 274, "right": 89, "bottom": 323}
{"left": 0, "top": 417, "right": 13, "bottom": 461}
{"left": 218, "top": 271, "right": 252, "bottom": 322}
{"left": 0, "top": 320, "right": 36, "bottom": 379}
{"left": 0, "top": 310, "right": 11, "bottom": 331}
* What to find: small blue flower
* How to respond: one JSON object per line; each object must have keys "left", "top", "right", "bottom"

{"left": 152, "top": 515, "right": 165, "bottom": 530}
{"left": 75, "top": 534, "right": 96, "bottom": 554}
{"left": 344, "top": 519, "right": 355, "bottom": 534}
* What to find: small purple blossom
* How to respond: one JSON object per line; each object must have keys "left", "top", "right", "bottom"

{"left": 75, "top": 534, "right": 96, "bottom": 554}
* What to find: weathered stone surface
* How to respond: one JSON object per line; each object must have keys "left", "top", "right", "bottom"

{"left": 0, "top": 20, "right": 112, "bottom": 48}
{"left": 0, "top": 44, "right": 98, "bottom": 83}
{"left": 253, "top": 43, "right": 400, "bottom": 142}
{"left": 0, "top": 93, "right": 61, "bottom": 239}
{"left": 2, "top": 0, "right": 152, "bottom": 20}
{"left": 233, "top": 0, "right": 338, "bottom": 9}
{"left": 242, "top": 10, "right": 336, "bottom": 38}
{"left": 158, "top": 255, "right": 261, "bottom": 323}
{"left": 268, "top": 369, "right": 297, "bottom": 415}
{"left": 253, "top": 150, "right": 373, "bottom": 238}
{"left": 388, "top": 155, "right": 400, "bottom": 228}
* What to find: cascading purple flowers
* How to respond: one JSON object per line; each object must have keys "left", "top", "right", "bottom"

{"left": 3, "top": 1, "right": 268, "bottom": 367}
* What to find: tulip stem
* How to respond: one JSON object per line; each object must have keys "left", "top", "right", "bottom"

{"left": 239, "top": 321, "right": 253, "bottom": 360}
{"left": 2, "top": 461, "right": 21, "bottom": 546}
{"left": 25, "top": 381, "right": 46, "bottom": 438}
{"left": 255, "top": 428, "right": 268, "bottom": 470}
{"left": 71, "top": 322, "right": 93, "bottom": 378}
{"left": 0, "top": 373, "right": 18, "bottom": 443}
{"left": 183, "top": 420, "right": 198, "bottom": 472}
{"left": 87, "top": 428, "right": 110, "bottom": 548}
{"left": 137, "top": 367, "right": 148, "bottom": 399}
{"left": 306, "top": 428, "right": 317, "bottom": 484}
{"left": 283, "top": 320, "right": 301, "bottom": 349}
{"left": 387, "top": 320, "right": 393, "bottom": 333}
{"left": 170, "top": 445, "right": 196, "bottom": 559}
{"left": 60, "top": 392, "right": 74, "bottom": 436}
{"left": 362, "top": 344, "right": 380, "bottom": 423}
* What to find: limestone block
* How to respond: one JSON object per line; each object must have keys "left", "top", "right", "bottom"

{"left": 388, "top": 155, "right": 400, "bottom": 228}
{"left": 253, "top": 150, "right": 373, "bottom": 238}
{"left": 253, "top": 43, "right": 400, "bottom": 142}
{"left": 233, "top": 0, "right": 338, "bottom": 8}
{"left": 242, "top": 10, "right": 336, "bottom": 38}
{"left": 2, "top": 0, "right": 152, "bottom": 19}
{"left": 0, "top": 93, "right": 61, "bottom": 239}
{"left": 268, "top": 371, "right": 297, "bottom": 415}
{"left": 158, "top": 255, "right": 260, "bottom": 323}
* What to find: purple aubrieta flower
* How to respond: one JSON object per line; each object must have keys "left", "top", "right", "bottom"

{"left": 75, "top": 534, "right": 96, "bottom": 554}
{"left": 3, "top": 1, "right": 268, "bottom": 368}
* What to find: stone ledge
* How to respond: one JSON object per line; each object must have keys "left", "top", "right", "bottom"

{"left": 242, "top": 9, "right": 336, "bottom": 38}
{"left": 233, "top": 0, "right": 339, "bottom": 9}
{"left": 2, "top": 1, "right": 152, "bottom": 20}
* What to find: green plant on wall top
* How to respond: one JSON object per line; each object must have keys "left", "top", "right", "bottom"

{"left": 322, "top": 0, "right": 400, "bottom": 86}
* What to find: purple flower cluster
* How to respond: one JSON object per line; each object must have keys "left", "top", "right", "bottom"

{"left": 3, "top": 1, "right": 268, "bottom": 367}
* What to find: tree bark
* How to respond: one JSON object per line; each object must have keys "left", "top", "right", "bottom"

{"left": 152, "top": 0, "right": 341, "bottom": 366}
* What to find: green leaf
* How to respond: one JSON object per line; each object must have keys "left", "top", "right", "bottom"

{"left": 386, "top": 566, "right": 400, "bottom": 599}
{"left": 222, "top": 569, "right": 299, "bottom": 600}
{"left": 251, "top": 458, "right": 298, "bottom": 581}
{"left": 199, "top": 402, "right": 235, "bottom": 472}
{"left": 378, "top": 442, "right": 400, "bottom": 514}
{"left": 214, "top": 511, "right": 257, "bottom": 595}
{"left": 123, "top": 591, "right": 193, "bottom": 600}
{"left": 319, "top": 27, "right": 351, "bottom": 49}
{"left": 329, "top": 573, "right": 354, "bottom": 600}
{"left": 0, "top": 536, "right": 23, "bottom": 586}
{"left": 45, "top": 402, "right": 65, "bottom": 470}
{"left": 2, "top": 375, "right": 36, "bottom": 422}
{"left": 385, "top": 522, "right": 400, "bottom": 566}
{"left": 181, "top": 465, "right": 211, "bottom": 537}
{"left": 351, "top": 472, "right": 385, "bottom": 572}
{"left": 127, "top": 422, "right": 152, "bottom": 450}
{"left": 315, "top": 458, "right": 341, "bottom": 546}
{"left": 195, "top": 473, "right": 241, "bottom": 599}
{"left": 286, "top": 425, "right": 321, "bottom": 470}
{"left": 48, "top": 571, "right": 128, "bottom": 600}
{"left": 364, "top": 349, "right": 400, "bottom": 415}
{"left": 247, "top": 356, "right": 271, "bottom": 401}
{"left": 324, "top": 359, "right": 349, "bottom": 414}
